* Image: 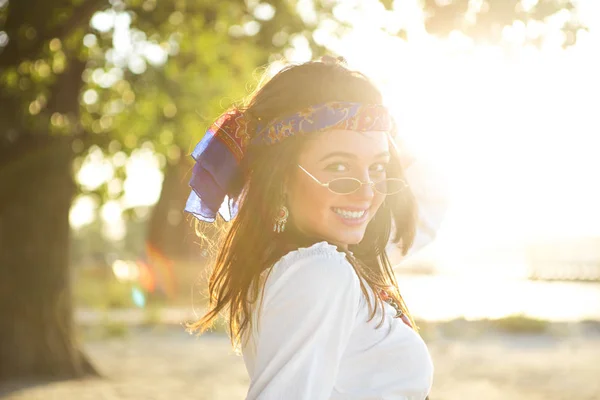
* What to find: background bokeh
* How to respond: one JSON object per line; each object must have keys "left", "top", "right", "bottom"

{"left": 1, "top": 0, "right": 599, "bottom": 399}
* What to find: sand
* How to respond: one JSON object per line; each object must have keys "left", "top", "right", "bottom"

{"left": 1, "top": 325, "right": 599, "bottom": 400}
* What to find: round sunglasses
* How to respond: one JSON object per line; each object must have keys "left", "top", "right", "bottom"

{"left": 298, "top": 165, "right": 408, "bottom": 195}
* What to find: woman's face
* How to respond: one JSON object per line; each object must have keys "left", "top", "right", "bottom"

{"left": 286, "top": 129, "right": 389, "bottom": 248}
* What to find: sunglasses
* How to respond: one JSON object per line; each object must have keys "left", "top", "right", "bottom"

{"left": 298, "top": 165, "right": 408, "bottom": 195}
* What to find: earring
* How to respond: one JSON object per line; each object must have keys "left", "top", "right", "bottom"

{"left": 273, "top": 205, "right": 289, "bottom": 233}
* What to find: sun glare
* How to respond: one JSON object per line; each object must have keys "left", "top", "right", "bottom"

{"left": 333, "top": 3, "right": 600, "bottom": 259}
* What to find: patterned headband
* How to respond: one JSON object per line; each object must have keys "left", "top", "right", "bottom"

{"left": 184, "top": 101, "right": 398, "bottom": 223}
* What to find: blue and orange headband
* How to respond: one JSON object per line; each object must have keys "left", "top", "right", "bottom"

{"left": 184, "top": 101, "right": 398, "bottom": 223}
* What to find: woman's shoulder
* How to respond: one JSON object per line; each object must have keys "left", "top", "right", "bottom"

{"left": 263, "top": 241, "right": 357, "bottom": 287}
{"left": 257, "top": 241, "right": 362, "bottom": 312}
{"left": 277, "top": 241, "right": 347, "bottom": 265}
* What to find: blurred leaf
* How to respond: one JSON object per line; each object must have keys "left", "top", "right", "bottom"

{"left": 422, "top": 0, "right": 583, "bottom": 47}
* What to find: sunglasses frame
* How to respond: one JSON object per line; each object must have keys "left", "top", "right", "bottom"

{"left": 297, "top": 164, "right": 408, "bottom": 196}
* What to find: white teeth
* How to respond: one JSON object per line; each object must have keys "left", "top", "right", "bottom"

{"left": 332, "top": 208, "right": 366, "bottom": 219}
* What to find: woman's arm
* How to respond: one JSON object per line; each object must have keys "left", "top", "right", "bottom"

{"left": 246, "top": 252, "right": 361, "bottom": 400}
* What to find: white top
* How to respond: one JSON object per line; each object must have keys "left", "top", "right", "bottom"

{"left": 241, "top": 242, "right": 433, "bottom": 400}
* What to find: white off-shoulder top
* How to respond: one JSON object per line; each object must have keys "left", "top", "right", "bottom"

{"left": 241, "top": 241, "right": 433, "bottom": 400}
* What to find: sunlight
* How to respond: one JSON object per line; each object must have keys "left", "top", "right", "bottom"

{"left": 77, "top": 146, "right": 114, "bottom": 191}
{"left": 70, "top": 147, "right": 163, "bottom": 230}
{"left": 397, "top": 272, "right": 600, "bottom": 321}
{"left": 122, "top": 148, "right": 164, "bottom": 209}
{"left": 336, "top": 10, "right": 600, "bottom": 257}
{"left": 69, "top": 195, "right": 98, "bottom": 230}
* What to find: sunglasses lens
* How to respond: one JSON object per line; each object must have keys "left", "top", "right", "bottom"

{"left": 329, "top": 178, "right": 361, "bottom": 194}
{"left": 375, "top": 179, "right": 407, "bottom": 195}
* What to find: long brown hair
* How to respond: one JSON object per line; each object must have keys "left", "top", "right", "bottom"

{"left": 187, "top": 59, "right": 420, "bottom": 349}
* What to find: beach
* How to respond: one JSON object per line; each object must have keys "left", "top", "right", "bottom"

{"left": 2, "top": 322, "right": 599, "bottom": 400}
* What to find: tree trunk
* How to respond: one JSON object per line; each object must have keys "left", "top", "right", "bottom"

{"left": 0, "top": 135, "right": 96, "bottom": 380}
{"left": 146, "top": 154, "right": 204, "bottom": 262}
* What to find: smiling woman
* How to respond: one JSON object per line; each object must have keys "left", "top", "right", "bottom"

{"left": 183, "top": 57, "right": 433, "bottom": 399}
{"left": 289, "top": 130, "right": 394, "bottom": 247}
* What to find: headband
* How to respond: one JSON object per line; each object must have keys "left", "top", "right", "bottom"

{"left": 184, "top": 101, "right": 397, "bottom": 223}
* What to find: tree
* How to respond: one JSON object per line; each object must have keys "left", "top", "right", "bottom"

{"left": 421, "top": 0, "right": 583, "bottom": 47}
{"left": 0, "top": 0, "right": 107, "bottom": 379}
{"left": 82, "top": 0, "right": 341, "bottom": 283}
{"left": 0, "top": 0, "right": 338, "bottom": 380}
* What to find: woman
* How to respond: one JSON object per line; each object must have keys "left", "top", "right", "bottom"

{"left": 185, "top": 56, "right": 435, "bottom": 399}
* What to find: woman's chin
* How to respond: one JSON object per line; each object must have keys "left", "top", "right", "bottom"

{"left": 329, "top": 230, "right": 366, "bottom": 248}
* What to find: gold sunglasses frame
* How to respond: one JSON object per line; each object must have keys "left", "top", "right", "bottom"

{"left": 297, "top": 165, "right": 408, "bottom": 196}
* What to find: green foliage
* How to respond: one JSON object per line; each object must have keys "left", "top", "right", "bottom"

{"left": 490, "top": 313, "right": 550, "bottom": 334}
{"left": 2, "top": 0, "right": 583, "bottom": 154}
{"left": 414, "top": 319, "right": 437, "bottom": 342}
{"left": 143, "top": 304, "right": 162, "bottom": 326}
{"left": 432, "top": 315, "right": 551, "bottom": 339}
{"left": 73, "top": 268, "right": 137, "bottom": 309}
{"left": 76, "top": 0, "right": 339, "bottom": 163}
{"left": 101, "top": 319, "right": 130, "bottom": 338}
{"left": 438, "top": 317, "right": 484, "bottom": 339}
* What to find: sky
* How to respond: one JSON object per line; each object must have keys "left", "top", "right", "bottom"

{"left": 315, "top": 0, "right": 600, "bottom": 250}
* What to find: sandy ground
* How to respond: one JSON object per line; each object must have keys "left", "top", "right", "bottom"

{"left": 1, "top": 326, "right": 599, "bottom": 400}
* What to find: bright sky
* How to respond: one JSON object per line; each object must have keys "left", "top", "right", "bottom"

{"left": 318, "top": 0, "right": 600, "bottom": 250}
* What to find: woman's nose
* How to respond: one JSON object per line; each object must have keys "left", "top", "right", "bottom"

{"left": 356, "top": 169, "right": 371, "bottom": 183}
{"left": 354, "top": 171, "right": 375, "bottom": 199}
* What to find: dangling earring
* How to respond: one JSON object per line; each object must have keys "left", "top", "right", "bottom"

{"left": 273, "top": 205, "right": 289, "bottom": 233}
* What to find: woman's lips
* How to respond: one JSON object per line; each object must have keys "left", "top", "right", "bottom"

{"left": 331, "top": 207, "right": 370, "bottom": 226}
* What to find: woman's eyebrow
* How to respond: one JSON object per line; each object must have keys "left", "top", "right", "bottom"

{"left": 318, "top": 151, "right": 356, "bottom": 161}
{"left": 374, "top": 151, "right": 391, "bottom": 159}
{"left": 318, "top": 151, "right": 390, "bottom": 162}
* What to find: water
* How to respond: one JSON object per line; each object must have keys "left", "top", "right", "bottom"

{"left": 396, "top": 273, "right": 600, "bottom": 322}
